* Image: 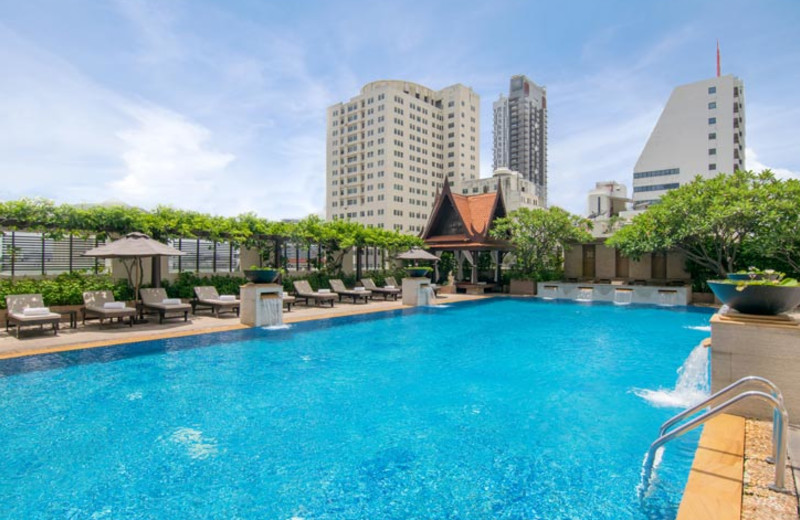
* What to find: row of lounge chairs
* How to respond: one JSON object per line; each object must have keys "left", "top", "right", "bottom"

{"left": 292, "top": 278, "right": 402, "bottom": 306}
{"left": 3, "top": 278, "right": 406, "bottom": 338}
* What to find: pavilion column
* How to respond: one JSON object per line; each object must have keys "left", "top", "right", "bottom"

{"left": 456, "top": 251, "right": 464, "bottom": 281}
{"left": 493, "top": 250, "right": 501, "bottom": 283}
{"left": 471, "top": 250, "right": 478, "bottom": 284}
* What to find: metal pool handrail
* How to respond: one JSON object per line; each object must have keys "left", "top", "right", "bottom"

{"left": 658, "top": 375, "right": 784, "bottom": 464}
{"left": 641, "top": 390, "right": 789, "bottom": 496}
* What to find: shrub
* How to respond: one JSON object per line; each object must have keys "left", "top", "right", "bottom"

{"left": 161, "top": 272, "right": 248, "bottom": 299}
{"left": 0, "top": 272, "right": 125, "bottom": 308}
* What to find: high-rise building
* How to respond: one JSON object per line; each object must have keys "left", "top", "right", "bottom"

{"left": 326, "top": 80, "right": 480, "bottom": 234}
{"left": 493, "top": 75, "right": 548, "bottom": 205}
{"left": 632, "top": 74, "right": 746, "bottom": 207}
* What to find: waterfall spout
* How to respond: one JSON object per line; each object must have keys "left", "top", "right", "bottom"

{"left": 614, "top": 288, "right": 633, "bottom": 305}
{"left": 634, "top": 342, "right": 710, "bottom": 408}
{"left": 576, "top": 287, "right": 593, "bottom": 302}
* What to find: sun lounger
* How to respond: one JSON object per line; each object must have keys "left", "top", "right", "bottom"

{"left": 292, "top": 280, "right": 336, "bottom": 307}
{"left": 384, "top": 277, "right": 403, "bottom": 295}
{"left": 82, "top": 290, "right": 136, "bottom": 327}
{"left": 193, "top": 286, "right": 240, "bottom": 318}
{"left": 329, "top": 279, "right": 371, "bottom": 304}
{"left": 5, "top": 294, "right": 61, "bottom": 338}
{"left": 360, "top": 278, "right": 400, "bottom": 300}
{"left": 139, "top": 288, "right": 191, "bottom": 324}
{"left": 283, "top": 295, "right": 296, "bottom": 312}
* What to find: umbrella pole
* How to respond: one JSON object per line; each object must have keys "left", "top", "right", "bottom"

{"left": 134, "top": 257, "right": 145, "bottom": 323}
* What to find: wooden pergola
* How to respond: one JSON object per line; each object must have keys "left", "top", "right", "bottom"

{"left": 421, "top": 181, "right": 512, "bottom": 286}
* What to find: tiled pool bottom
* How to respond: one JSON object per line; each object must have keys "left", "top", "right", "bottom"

{"left": 0, "top": 299, "right": 714, "bottom": 519}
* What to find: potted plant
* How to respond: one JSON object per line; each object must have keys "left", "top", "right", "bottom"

{"left": 243, "top": 265, "right": 282, "bottom": 284}
{"left": 708, "top": 269, "right": 800, "bottom": 315}
{"left": 726, "top": 266, "right": 768, "bottom": 282}
{"left": 405, "top": 266, "right": 433, "bottom": 278}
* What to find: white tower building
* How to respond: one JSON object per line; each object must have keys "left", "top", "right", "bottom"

{"left": 632, "top": 74, "right": 745, "bottom": 207}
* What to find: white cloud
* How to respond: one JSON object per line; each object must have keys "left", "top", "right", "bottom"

{"left": 745, "top": 148, "right": 800, "bottom": 180}
{"left": 111, "top": 104, "right": 236, "bottom": 202}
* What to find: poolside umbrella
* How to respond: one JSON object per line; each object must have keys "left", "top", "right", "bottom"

{"left": 83, "top": 232, "right": 185, "bottom": 307}
{"left": 396, "top": 247, "right": 440, "bottom": 263}
{"left": 397, "top": 247, "right": 440, "bottom": 279}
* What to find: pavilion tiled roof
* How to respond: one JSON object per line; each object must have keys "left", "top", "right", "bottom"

{"left": 450, "top": 192, "right": 497, "bottom": 236}
{"left": 421, "top": 181, "right": 511, "bottom": 251}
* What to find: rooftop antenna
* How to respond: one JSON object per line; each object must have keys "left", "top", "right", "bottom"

{"left": 716, "top": 40, "right": 721, "bottom": 77}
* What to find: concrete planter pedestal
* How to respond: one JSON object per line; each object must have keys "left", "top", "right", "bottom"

{"left": 509, "top": 279, "right": 536, "bottom": 295}
{"left": 710, "top": 311, "right": 800, "bottom": 424}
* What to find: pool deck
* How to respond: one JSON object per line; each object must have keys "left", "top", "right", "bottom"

{"left": 0, "top": 293, "right": 488, "bottom": 360}
{"left": 678, "top": 414, "right": 799, "bottom": 520}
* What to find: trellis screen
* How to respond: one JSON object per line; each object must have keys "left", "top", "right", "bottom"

{"left": 167, "top": 238, "right": 240, "bottom": 273}
{"left": 0, "top": 231, "right": 101, "bottom": 276}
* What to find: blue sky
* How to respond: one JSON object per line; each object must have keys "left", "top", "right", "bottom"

{"left": 1, "top": 0, "right": 798, "bottom": 218}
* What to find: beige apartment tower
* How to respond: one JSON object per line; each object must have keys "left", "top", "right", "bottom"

{"left": 326, "top": 80, "right": 480, "bottom": 233}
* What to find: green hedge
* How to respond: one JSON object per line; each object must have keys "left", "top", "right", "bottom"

{"left": 161, "top": 272, "right": 249, "bottom": 299}
{"left": 0, "top": 272, "right": 130, "bottom": 309}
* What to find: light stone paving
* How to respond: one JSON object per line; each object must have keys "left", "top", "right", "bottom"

{"left": 0, "top": 293, "right": 488, "bottom": 359}
{"left": 741, "top": 419, "right": 799, "bottom": 520}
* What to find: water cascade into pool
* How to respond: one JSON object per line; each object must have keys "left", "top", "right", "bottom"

{"left": 634, "top": 341, "right": 710, "bottom": 409}
{"left": 259, "top": 295, "right": 282, "bottom": 327}
{"left": 419, "top": 285, "right": 435, "bottom": 306}
{"left": 576, "top": 286, "right": 594, "bottom": 301}
{"left": 614, "top": 288, "right": 633, "bottom": 305}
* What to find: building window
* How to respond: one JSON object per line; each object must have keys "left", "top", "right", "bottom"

{"left": 708, "top": 102, "right": 716, "bottom": 109}
{"left": 709, "top": 163, "right": 717, "bottom": 170}
{"left": 633, "top": 168, "right": 680, "bottom": 180}
{"left": 708, "top": 117, "right": 716, "bottom": 125}
{"left": 708, "top": 86, "right": 716, "bottom": 94}
{"left": 709, "top": 148, "right": 717, "bottom": 155}
{"left": 633, "top": 183, "right": 680, "bottom": 193}
{"left": 708, "top": 132, "right": 717, "bottom": 140}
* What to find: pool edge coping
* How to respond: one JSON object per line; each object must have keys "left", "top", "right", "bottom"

{"left": 676, "top": 413, "right": 745, "bottom": 520}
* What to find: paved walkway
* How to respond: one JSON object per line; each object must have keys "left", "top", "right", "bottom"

{"left": 0, "top": 293, "right": 489, "bottom": 359}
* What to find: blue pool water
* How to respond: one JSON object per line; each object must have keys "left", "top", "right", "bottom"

{"left": 0, "top": 299, "right": 713, "bottom": 519}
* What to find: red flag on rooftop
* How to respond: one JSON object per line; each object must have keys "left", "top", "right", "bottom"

{"left": 716, "top": 40, "right": 721, "bottom": 77}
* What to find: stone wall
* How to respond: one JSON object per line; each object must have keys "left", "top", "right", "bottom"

{"left": 710, "top": 314, "right": 800, "bottom": 425}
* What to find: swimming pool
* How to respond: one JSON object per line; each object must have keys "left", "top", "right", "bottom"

{"left": 0, "top": 299, "right": 713, "bottom": 519}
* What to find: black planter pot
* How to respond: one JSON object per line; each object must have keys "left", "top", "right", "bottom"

{"left": 243, "top": 269, "right": 280, "bottom": 283}
{"left": 406, "top": 268, "right": 431, "bottom": 278}
{"left": 708, "top": 281, "right": 800, "bottom": 315}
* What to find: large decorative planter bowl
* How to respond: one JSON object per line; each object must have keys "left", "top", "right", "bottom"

{"left": 708, "top": 281, "right": 800, "bottom": 315}
{"left": 243, "top": 269, "right": 280, "bottom": 284}
{"left": 405, "top": 268, "right": 431, "bottom": 278}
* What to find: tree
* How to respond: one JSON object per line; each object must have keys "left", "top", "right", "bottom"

{"left": 750, "top": 176, "right": 800, "bottom": 274}
{"left": 489, "top": 207, "right": 592, "bottom": 280}
{"left": 607, "top": 170, "right": 794, "bottom": 277}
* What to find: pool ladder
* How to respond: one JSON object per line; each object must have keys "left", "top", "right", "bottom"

{"left": 640, "top": 376, "right": 790, "bottom": 496}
